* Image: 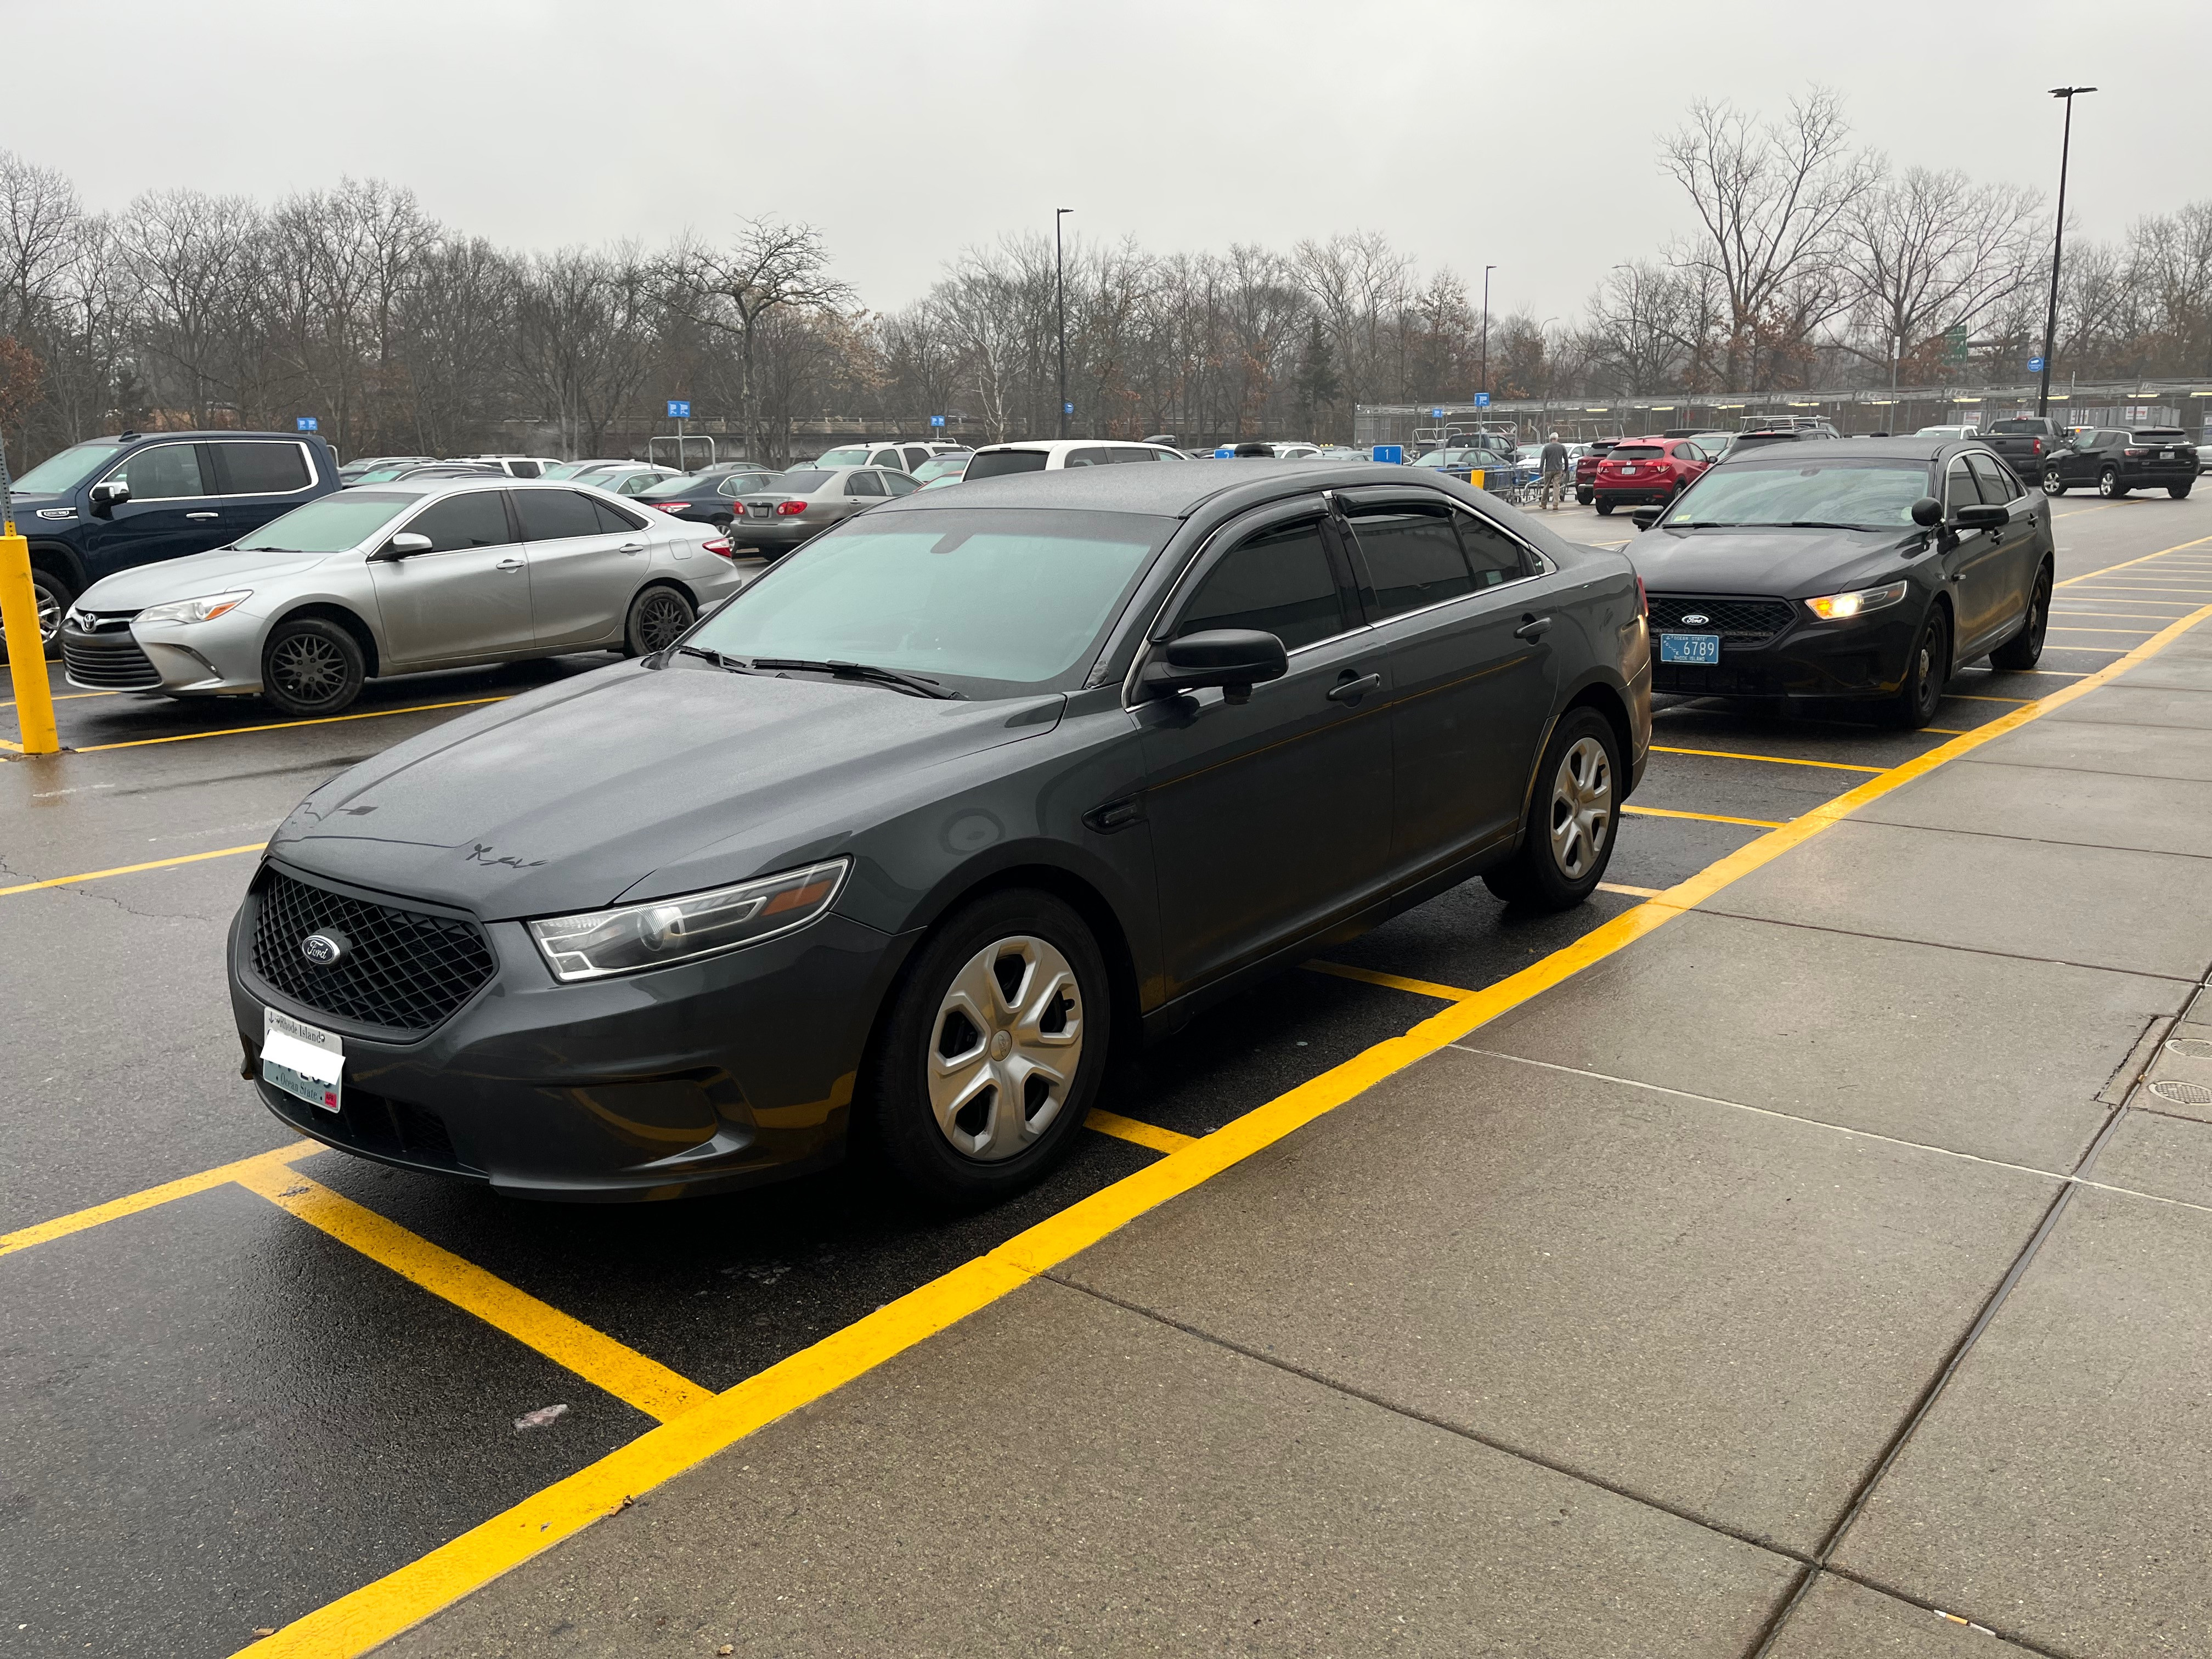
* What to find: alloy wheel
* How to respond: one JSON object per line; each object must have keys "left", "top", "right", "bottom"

{"left": 269, "top": 633, "right": 348, "bottom": 706}
{"left": 926, "top": 935, "right": 1084, "bottom": 1163}
{"left": 1547, "top": 735, "right": 1612, "bottom": 881}
{"left": 2041, "top": 471, "right": 2065, "bottom": 496}
{"left": 635, "top": 590, "right": 692, "bottom": 653}
{"left": 36, "top": 582, "right": 61, "bottom": 645}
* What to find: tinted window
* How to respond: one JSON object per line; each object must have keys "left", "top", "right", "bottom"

{"left": 902, "top": 447, "right": 931, "bottom": 471}
{"left": 509, "top": 460, "right": 541, "bottom": 478}
{"left": 110, "top": 443, "right": 207, "bottom": 500}
{"left": 513, "top": 488, "right": 606, "bottom": 541}
{"left": 1065, "top": 448, "right": 1118, "bottom": 468}
{"left": 1112, "top": 447, "right": 1156, "bottom": 463}
{"left": 1612, "top": 445, "right": 1665, "bottom": 459}
{"left": 845, "top": 472, "right": 886, "bottom": 498}
{"left": 216, "top": 441, "right": 311, "bottom": 495}
{"left": 1350, "top": 505, "right": 1474, "bottom": 619}
{"left": 766, "top": 470, "right": 833, "bottom": 493}
{"left": 1966, "top": 453, "right": 2018, "bottom": 503}
{"left": 1454, "top": 511, "right": 1531, "bottom": 586}
{"left": 590, "top": 496, "right": 647, "bottom": 533}
{"left": 1175, "top": 518, "right": 1344, "bottom": 651}
{"left": 883, "top": 472, "right": 920, "bottom": 496}
{"left": 1989, "top": 419, "right": 2045, "bottom": 434}
{"left": 404, "top": 491, "right": 512, "bottom": 552}
{"left": 966, "top": 450, "right": 1051, "bottom": 479}
{"left": 1943, "top": 459, "right": 1979, "bottom": 514}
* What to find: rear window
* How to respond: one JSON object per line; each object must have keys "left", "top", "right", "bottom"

{"left": 1987, "top": 420, "right": 2049, "bottom": 434}
{"left": 2134, "top": 429, "right": 2188, "bottom": 442}
{"left": 513, "top": 489, "right": 605, "bottom": 541}
{"left": 763, "top": 470, "right": 832, "bottom": 493}
{"left": 966, "top": 449, "right": 1052, "bottom": 479}
{"left": 1611, "top": 445, "right": 1664, "bottom": 459}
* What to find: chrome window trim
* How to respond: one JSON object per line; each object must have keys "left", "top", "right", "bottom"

{"left": 95, "top": 438, "right": 321, "bottom": 502}
{"left": 94, "top": 439, "right": 216, "bottom": 504}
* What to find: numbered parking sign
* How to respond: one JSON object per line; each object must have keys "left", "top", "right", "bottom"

{"left": 666, "top": 399, "right": 691, "bottom": 419}
{"left": 1372, "top": 444, "right": 1404, "bottom": 465}
{"left": 295, "top": 416, "right": 318, "bottom": 432}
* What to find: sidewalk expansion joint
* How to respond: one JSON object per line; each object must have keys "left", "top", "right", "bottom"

{"left": 1040, "top": 1270, "right": 1818, "bottom": 1573}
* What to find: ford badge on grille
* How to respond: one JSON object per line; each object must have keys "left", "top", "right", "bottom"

{"left": 301, "top": 931, "right": 349, "bottom": 967}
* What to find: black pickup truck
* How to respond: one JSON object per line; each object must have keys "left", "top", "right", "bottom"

{"left": 1981, "top": 417, "right": 2070, "bottom": 482}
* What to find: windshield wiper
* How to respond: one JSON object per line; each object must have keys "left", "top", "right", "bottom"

{"left": 674, "top": 644, "right": 754, "bottom": 672}
{"left": 748, "top": 657, "right": 963, "bottom": 699}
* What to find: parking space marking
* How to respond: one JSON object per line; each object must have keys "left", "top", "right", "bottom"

{"left": 1651, "top": 745, "right": 1883, "bottom": 774}
{"left": 1305, "top": 961, "right": 1476, "bottom": 1001}
{"left": 2041, "top": 644, "right": 2132, "bottom": 653}
{"left": 1946, "top": 695, "right": 2031, "bottom": 703}
{"left": 1622, "top": 804, "right": 1787, "bottom": 830}
{"left": 1599, "top": 881, "right": 1665, "bottom": 898}
{"left": 231, "top": 1159, "right": 716, "bottom": 1422}
{"left": 204, "top": 597, "right": 2212, "bottom": 1657}
{"left": 0, "top": 689, "right": 121, "bottom": 708}
{"left": 1083, "top": 1109, "right": 1198, "bottom": 1154}
{"left": 69, "top": 696, "right": 512, "bottom": 753}
{"left": 2054, "top": 534, "right": 2212, "bottom": 585}
{"left": 0, "top": 841, "right": 267, "bottom": 899}
{"left": 2052, "top": 610, "right": 2198, "bottom": 620}
{"left": 0, "top": 1142, "right": 315, "bottom": 1259}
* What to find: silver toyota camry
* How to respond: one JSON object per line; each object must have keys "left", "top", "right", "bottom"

{"left": 60, "top": 478, "right": 750, "bottom": 716}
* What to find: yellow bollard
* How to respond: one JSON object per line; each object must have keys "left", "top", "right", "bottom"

{"left": 0, "top": 526, "right": 60, "bottom": 754}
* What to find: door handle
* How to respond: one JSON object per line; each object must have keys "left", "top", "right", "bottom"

{"left": 1514, "top": 614, "right": 1553, "bottom": 642}
{"left": 495, "top": 557, "right": 524, "bottom": 572}
{"left": 1328, "top": 672, "right": 1382, "bottom": 704}
{"left": 185, "top": 511, "right": 219, "bottom": 520}
{"left": 617, "top": 541, "right": 646, "bottom": 555}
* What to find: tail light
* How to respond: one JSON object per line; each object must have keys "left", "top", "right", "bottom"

{"left": 2030, "top": 438, "right": 2042, "bottom": 456}
{"left": 702, "top": 537, "right": 733, "bottom": 557}
{"left": 775, "top": 500, "right": 806, "bottom": 516}
{"left": 2124, "top": 447, "right": 2146, "bottom": 457}
{"left": 654, "top": 501, "right": 691, "bottom": 513}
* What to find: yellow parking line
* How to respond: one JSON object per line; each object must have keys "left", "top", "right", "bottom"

{"left": 1084, "top": 1109, "right": 1197, "bottom": 1154}
{"left": 1623, "top": 804, "right": 1786, "bottom": 830}
{"left": 74, "top": 696, "right": 510, "bottom": 752}
{"left": 1651, "top": 744, "right": 1883, "bottom": 774}
{"left": 2048, "top": 627, "right": 2160, "bottom": 635}
{"left": 2055, "top": 534, "right": 2212, "bottom": 585}
{"left": 0, "top": 842, "right": 267, "bottom": 899}
{"left": 2051, "top": 610, "right": 2197, "bottom": 620}
{"left": 2040, "top": 644, "right": 2130, "bottom": 653}
{"left": 0, "top": 689, "right": 121, "bottom": 708}
{"left": 1305, "top": 960, "right": 1477, "bottom": 1001}
{"left": 1599, "top": 881, "right": 1665, "bottom": 898}
{"left": 0, "top": 1143, "right": 316, "bottom": 1259}
{"left": 231, "top": 1160, "right": 716, "bottom": 1424}
{"left": 1946, "top": 695, "right": 2032, "bottom": 703}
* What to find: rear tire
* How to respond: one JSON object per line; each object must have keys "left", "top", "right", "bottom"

{"left": 2040, "top": 471, "right": 2067, "bottom": 496}
{"left": 2170, "top": 482, "right": 2193, "bottom": 500}
{"left": 1883, "top": 604, "right": 1949, "bottom": 728}
{"left": 867, "top": 889, "right": 1110, "bottom": 1207}
{"left": 2097, "top": 466, "right": 2127, "bottom": 499}
{"left": 261, "top": 617, "right": 366, "bottom": 717}
{"left": 1575, "top": 487, "right": 1594, "bottom": 505}
{"left": 1990, "top": 563, "right": 2051, "bottom": 671}
{"left": 1595, "top": 499, "right": 1616, "bottom": 516}
{"left": 622, "top": 583, "right": 695, "bottom": 657}
{"left": 1482, "top": 707, "right": 1621, "bottom": 911}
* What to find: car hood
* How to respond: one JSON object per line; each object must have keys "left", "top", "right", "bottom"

{"left": 1627, "top": 525, "right": 1921, "bottom": 599}
{"left": 78, "top": 546, "right": 340, "bottom": 610}
{"left": 269, "top": 661, "right": 1065, "bottom": 919}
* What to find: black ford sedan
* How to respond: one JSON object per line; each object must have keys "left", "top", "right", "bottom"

{"left": 229, "top": 464, "right": 1651, "bottom": 1205}
{"left": 1629, "top": 437, "right": 2054, "bottom": 727}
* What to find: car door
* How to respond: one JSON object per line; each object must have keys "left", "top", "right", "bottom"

{"left": 2059, "top": 431, "right": 2107, "bottom": 487}
{"left": 1937, "top": 454, "right": 2010, "bottom": 654}
{"left": 1129, "top": 500, "right": 1393, "bottom": 997}
{"left": 210, "top": 439, "right": 319, "bottom": 543}
{"left": 516, "top": 487, "right": 646, "bottom": 648}
{"left": 1966, "top": 452, "right": 2041, "bottom": 626}
{"left": 367, "top": 488, "right": 534, "bottom": 668}
{"left": 838, "top": 469, "right": 887, "bottom": 523}
{"left": 77, "top": 441, "right": 224, "bottom": 578}
{"left": 1338, "top": 491, "right": 1563, "bottom": 877}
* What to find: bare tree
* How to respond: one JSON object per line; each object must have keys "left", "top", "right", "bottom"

{"left": 0, "top": 151, "right": 81, "bottom": 338}
{"left": 1842, "top": 167, "right": 2043, "bottom": 386}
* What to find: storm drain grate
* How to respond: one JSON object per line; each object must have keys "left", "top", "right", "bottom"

{"left": 2164, "top": 1038, "right": 2212, "bottom": 1060}
{"left": 2149, "top": 1079, "right": 2212, "bottom": 1107}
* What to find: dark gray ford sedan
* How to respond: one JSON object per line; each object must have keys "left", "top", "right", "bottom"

{"left": 229, "top": 462, "right": 1651, "bottom": 1205}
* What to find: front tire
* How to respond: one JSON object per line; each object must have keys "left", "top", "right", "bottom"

{"left": 1990, "top": 563, "right": 2051, "bottom": 671}
{"left": 1884, "top": 604, "right": 1950, "bottom": 728}
{"left": 2098, "top": 466, "right": 2127, "bottom": 499}
{"left": 2041, "top": 470, "right": 2067, "bottom": 497}
{"left": 623, "top": 583, "right": 695, "bottom": 656}
{"left": 261, "top": 617, "right": 366, "bottom": 716}
{"left": 1483, "top": 707, "right": 1621, "bottom": 911}
{"left": 867, "top": 889, "right": 1111, "bottom": 1206}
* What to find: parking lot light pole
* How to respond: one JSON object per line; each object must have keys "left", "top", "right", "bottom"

{"left": 0, "top": 428, "right": 60, "bottom": 755}
{"left": 2037, "top": 86, "right": 2095, "bottom": 417}
{"left": 1056, "top": 208, "right": 1072, "bottom": 440}
{"left": 1480, "top": 266, "right": 1496, "bottom": 403}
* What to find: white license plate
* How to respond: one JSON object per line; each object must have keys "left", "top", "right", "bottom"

{"left": 262, "top": 1006, "right": 343, "bottom": 1114}
{"left": 1659, "top": 632, "right": 1722, "bottom": 664}
{"left": 2161, "top": 449, "right": 2175, "bottom": 459}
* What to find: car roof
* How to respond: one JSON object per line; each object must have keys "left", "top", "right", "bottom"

{"left": 870, "top": 458, "right": 1480, "bottom": 520}
{"left": 971, "top": 438, "right": 1178, "bottom": 456}
{"left": 1725, "top": 436, "right": 1955, "bottom": 464}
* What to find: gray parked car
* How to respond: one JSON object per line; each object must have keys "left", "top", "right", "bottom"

{"left": 60, "top": 478, "right": 747, "bottom": 716}
{"left": 731, "top": 465, "right": 921, "bottom": 555}
{"left": 228, "top": 461, "right": 1650, "bottom": 1207}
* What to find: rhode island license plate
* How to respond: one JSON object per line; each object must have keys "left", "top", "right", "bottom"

{"left": 1659, "top": 632, "right": 1722, "bottom": 665}
{"left": 262, "top": 1006, "right": 343, "bottom": 1113}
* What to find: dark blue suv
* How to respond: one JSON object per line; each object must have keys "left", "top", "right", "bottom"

{"left": 8, "top": 430, "right": 340, "bottom": 651}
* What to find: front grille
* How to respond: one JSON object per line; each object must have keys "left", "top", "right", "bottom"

{"left": 61, "top": 625, "right": 162, "bottom": 690}
{"left": 1647, "top": 594, "right": 1798, "bottom": 646}
{"left": 259, "top": 1079, "right": 479, "bottom": 1176}
{"left": 249, "top": 870, "right": 496, "bottom": 1037}
{"left": 1652, "top": 662, "right": 1787, "bottom": 697}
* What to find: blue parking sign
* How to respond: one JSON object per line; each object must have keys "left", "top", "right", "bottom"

{"left": 1430, "top": 408, "right": 1445, "bottom": 419}
{"left": 1473, "top": 393, "right": 1491, "bottom": 409}
{"left": 2028, "top": 357, "right": 2045, "bottom": 373}
{"left": 930, "top": 415, "right": 945, "bottom": 428}
{"left": 666, "top": 399, "right": 691, "bottom": 419}
{"left": 295, "top": 416, "right": 318, "bottom": 432}
{"left": 1372, "top": 444, "right": 1404, "bottom": 465}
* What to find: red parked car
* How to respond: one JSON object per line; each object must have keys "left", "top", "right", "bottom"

{"left": 1592, "top": 436, "right": 1713, "bottom": 515}
{"left": 1573, "top": 439, "right": 1618, "bottom": 505}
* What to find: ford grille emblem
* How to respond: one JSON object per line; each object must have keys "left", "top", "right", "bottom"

{"left": 301, "top": 931, "right": 348, "bottom": 967}
{"left": 1680, "top": 612, "right": 1711, "bottom": 627}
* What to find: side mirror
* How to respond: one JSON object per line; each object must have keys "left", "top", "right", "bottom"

{"left": 1140, "top": 628, "right": 1289, "bottom": 705}
{"left": 88, "top": 479, "right": 130, "bottom": 514}
{"left": 1909, "top": 496, "right": 1944, "bottom": 528}
{"left": 378, "top": 532, "right": 433, "bottom": 560}
{"left": 1631, "top": 506, "right": 1663, "bottom": 531}
{"left": 1954, "top": 503, "right": 2009, "bottom": 531}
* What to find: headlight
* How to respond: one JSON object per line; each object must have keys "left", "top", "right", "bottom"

{"left": 136, "top": 589, "right": 252, "bottom": 625}
{"left": 527, "top": 858, "right": 849, "bottom": 983}
{"left": 1803, "top": 580, "right": 1909, "bottom": 621}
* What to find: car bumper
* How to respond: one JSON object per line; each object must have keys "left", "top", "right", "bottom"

{"left": 1594, "top": 485, "right": 1678, "bottom": 506}
{"left": 1649, "top": 607, "right": 1921, "bottom": 700}
{"left": 729, "top": 518, "right": 823, "bottom": 550}
{"left": 61, "top": 613, "right": 264, "bottom": 695}
{"left": 228, "top": 859, "right": 916, "bottom": 1201}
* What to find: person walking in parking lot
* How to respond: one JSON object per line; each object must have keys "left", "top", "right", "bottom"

{"left": 1539, "top": 431, "right": 1570, "bottom": 511}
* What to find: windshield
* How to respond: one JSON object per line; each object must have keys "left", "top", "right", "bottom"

{"left": 964, "top": 449, "right": 1051, "bottom": 479}
{"left": 13, "top": 442, "right": 125, "bottom": 495}
{"left": 1662, "top": 458, "right": 1933, "bottom": 531}
{"left": 235, "top": 492, "right": 415, "bottom": 552}
{"left": 688, "top": 508, "right": 1172, "bottom": 695}
{"left": 814, "top": 446, "right": 870, "bottom": 467}
{"left": 913, "top": 456, "right": 969, "bottom": 482}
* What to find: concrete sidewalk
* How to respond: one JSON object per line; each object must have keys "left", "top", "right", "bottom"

{"left": 388, "top": 639, "right": 2212, "bottom": 1658}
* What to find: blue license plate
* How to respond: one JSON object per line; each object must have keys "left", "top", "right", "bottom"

{"left": 1659, "top": 633, "right": 1721, "bottom": 664}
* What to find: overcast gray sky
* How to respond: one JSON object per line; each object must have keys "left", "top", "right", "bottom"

{"left": 6, "top": 0, "right": 2207, "bottom": 317}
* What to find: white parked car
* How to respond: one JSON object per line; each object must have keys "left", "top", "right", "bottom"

{"left": 965, "top": 439, "right": 1189, "bottom": 477}
{"left": 811, "top": 439, "right": 962, "bottom": 473}
{"left": 449, "top": 454, "right": 566, "bottom": 478}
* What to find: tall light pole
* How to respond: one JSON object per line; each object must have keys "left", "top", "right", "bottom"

{"left": 1055, "top": 208, "right": 1073, "bottom": 439}
{"left": 2037, "top": 87, "right": 2095, "bottom": 417}
{"left": 1480, "top": 266, "right": 1496, "bottom": 403}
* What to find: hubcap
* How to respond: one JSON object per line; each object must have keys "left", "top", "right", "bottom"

{"left": 637, "top": 591, "right": 691, "bottom": 652}
{"left": 36, "top": 584, "right": 61, "bottom": 644}
{"left": 2042, "top": 472, "right": 2063, "bottom": 495}
{"left": 271, "top": 635, "right": 347, "bottom": 704}
{"left": 1547, "top": 735, "right": 1612, "bottom": 881}
{"left": 927, "top": 935, "right": 1084, "bottom": 1163}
